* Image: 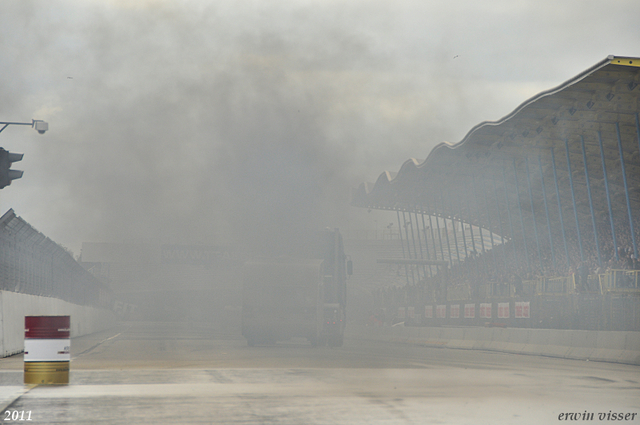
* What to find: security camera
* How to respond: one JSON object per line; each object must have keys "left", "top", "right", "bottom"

{"left": 32, "top": 120, "right": 48, "bottom": 134}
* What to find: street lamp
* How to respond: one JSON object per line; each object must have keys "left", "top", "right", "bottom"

{"left": 0, "top": 119, "right": 49, "bottom": 189}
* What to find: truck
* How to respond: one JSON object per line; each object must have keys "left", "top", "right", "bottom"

{"left": 241, "top": 228, "right": 351, "bottom": 347}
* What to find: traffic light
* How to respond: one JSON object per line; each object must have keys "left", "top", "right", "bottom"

{"left": 0, "top": 147, "right": 24, "bottom": 189}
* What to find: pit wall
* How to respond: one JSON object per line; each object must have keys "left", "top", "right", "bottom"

{"left": 0, "top": 290, "right": 116, "bottom": 358}
{"left": 347, "top": 324, "right": 640, "bottom": 365}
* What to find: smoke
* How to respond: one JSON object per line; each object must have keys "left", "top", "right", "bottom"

{"left": 1, "top": 0, "right": 367, "bottom": 253}
{"left": 1, "top": 0, "right": 639, "bottom": 254}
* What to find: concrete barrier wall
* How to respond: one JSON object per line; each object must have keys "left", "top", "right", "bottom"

{"left": 0, "top": 290, "right": 116, "bottom": 358}
{"left": 347, "top": 325, "right": 640, "bottom": 365}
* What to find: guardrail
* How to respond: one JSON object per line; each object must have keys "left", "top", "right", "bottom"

{"left": 528, "top": 271, "right": 640, "bottom": 296}
{"left": 0, "top": 209, "right": 112, "bottom": 309}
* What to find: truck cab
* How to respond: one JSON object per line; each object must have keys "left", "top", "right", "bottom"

{"left": 241, "top": 228, "right": 350, "bottom": 347}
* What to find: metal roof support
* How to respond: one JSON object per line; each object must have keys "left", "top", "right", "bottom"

{"left": 443, "top": 215, "right": 453, "bottom": 266}
{"left": 438, "top": 190, "right": 454, "bottom": 267}
{"left": 472, "top": 184, "right": 487, "bottom": 255}
{"left": 452, "top": 217, "right": 462, "bottom": 264}
{"left": 414, "top": 211, "right": 431, "bottom": 278}
{"left": 396, "top": 210, "right": 411, "bottom": 287}
{"left": 550, "top": 147, "right": 571, "bottom": 269}
{"left": 421, "top": 213, "right": 436, "bottom": 277}
{"left": 637, "top": 112, "right": 640, "bottom": 254}
{"left": 429, "top": 215, "right": 444, "bottom": 272}
{"left": 564, "top": 138, "right": 585, "bottom": 263}
{"left": 462, "top": 198, "right": 483, "bottom": 282}
{"left": 580, "top": 135, "right": 602, "bottom": 268}
{"left": 537, "top": 155, "right": 557, "bottom": 270}
{"left": 425, "top": 213, "right": 436, "bottom": 262}
{"left": 457, "top": 203, "right": 469, "bottom": 260}
{"left": 449, "top": 210, "right": 462, "bottom": 266}
{"left": 491, "top": 175, "right": 508, "bottom": 271}
{"left": 402, "top": 210, "right": 418, "bottom": 284}
{"left": 598, "top": 131, "right": 619, "bottom": 261}
{"left": 615, "top": 122, "right": 638, "bottom": 259}
{"left": 478, "top": 180, "right": 497, "bottom": 272}
{"left": 414, "top": 212, "right": 426, "bottom": 279}
{"left": 501, "top": 166, "right": 518, "bottom": 263}
{"left": 428, "top": 213, "right": 445, "bottom": 268}
{"left": 525, "top": 157, "right": 543, "bottom": 272}
{"left": 637, "top": 113, "right": 640, "bottom": 160}
{"left": 471, "top": 184, "right": 490, "bottom": 279}
{"left": 634, "top": 113, "right": 640, "bottom": 253}
{"left": 406, "top": 211, "right": 421, "bottom": 282}
{"left": 512, "top": 159, "right": 532, "bottom": 273}
{"left": 465, "top": 195, "right": 478, "bottom": 256}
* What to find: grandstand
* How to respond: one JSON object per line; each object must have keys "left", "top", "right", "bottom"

{"left": 352, "top": 55, "right": 640, "bottom": 331}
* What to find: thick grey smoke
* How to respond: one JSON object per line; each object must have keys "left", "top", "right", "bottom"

{"left": 1, "top": 0, "right": 639, "bottom": 253}
{"left": 1, "top": 1, "right": 368, "bottom": 252}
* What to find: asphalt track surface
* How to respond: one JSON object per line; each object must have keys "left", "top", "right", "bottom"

{"left": 1, "top": 322, "right": 639, "bottom": 424}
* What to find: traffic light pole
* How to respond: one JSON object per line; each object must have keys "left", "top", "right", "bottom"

{"left": 0, "top": 119, "right": 48, "bottom": 189}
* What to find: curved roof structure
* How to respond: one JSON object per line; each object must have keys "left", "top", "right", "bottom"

{"left": 352, "top": 55, "right": 640, "bottom": 265}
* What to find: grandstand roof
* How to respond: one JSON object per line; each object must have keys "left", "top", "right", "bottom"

{"left": 352, "top": 55, "right": 640, "bottom": 245}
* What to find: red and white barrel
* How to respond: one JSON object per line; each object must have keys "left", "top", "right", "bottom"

{"left": 24, "top": 316, "right": 70, "bottom": 385}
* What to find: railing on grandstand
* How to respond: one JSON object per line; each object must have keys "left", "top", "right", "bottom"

{"left": 446, "top": 284, "right": 471, "bottom": 301}
{"left": 532, "top": 276, "right": 575, "bottom": 295}
{"left": 600, "top": 270, "right": 639, "bottom": 292}
{"left": 432, "top": 270, "right": 640, "bottom": 302}
{"left": 529, "top": 270, "right": 639, "bottom": 296}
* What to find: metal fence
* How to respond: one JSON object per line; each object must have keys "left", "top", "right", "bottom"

{"left": 0, "top": 209, "right": 111, "bottom": 308}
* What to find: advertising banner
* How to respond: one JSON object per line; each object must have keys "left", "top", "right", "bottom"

{"left": 515, "top": 301, "right": 530, "bottom": 318}
{"left": 450, "top": 304, "right": 460, "bottom": 319}
{"left": 498, "top": 302, "right": 510, "bottom": 319}
{"left": 464, "top": 303, "right": 476, "bottom": 319}
{"left": 424, "top": 305, "right": 433, "bottom": 319}
{"left": 480, "top": 303, "right": 492, "bottom": 319}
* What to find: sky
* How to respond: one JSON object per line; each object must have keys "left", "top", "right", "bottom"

{"left": 1, "top": 0, "right": 638, "bottom": 256}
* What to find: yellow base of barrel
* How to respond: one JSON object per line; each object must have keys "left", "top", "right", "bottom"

{"left": 24, "top": 361, "right": 69, "bottom": 385}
